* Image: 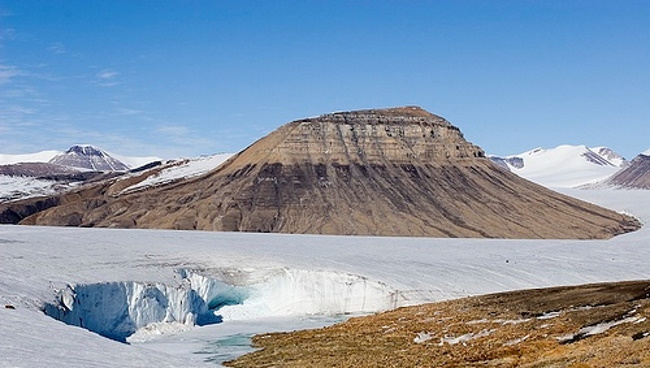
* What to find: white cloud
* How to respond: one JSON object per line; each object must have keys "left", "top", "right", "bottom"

{"left": 94, "top": 69, "right": 123, "bottom": 87}
{"left": 97, "top": 70, "right": 119, "bottom": 79}
{"left": 7, "top": 105, "right": 37, "bottom": 115}
{"left": 113, "top": 108, "right": 144, "bottom": 116}
{"left": 47, "top": 42, "right": 66, "bottom": 54}
{"left": 97, "top": 81, "right": 123, "bottom": 87}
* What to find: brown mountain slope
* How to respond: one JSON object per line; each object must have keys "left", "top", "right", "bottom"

{"left": 13, "top": 107, "right": 640, "bottom": 238}
{"left": 604, "top": 154, "right": 650, "bottom": 189}
{"left": 225, "top": 280, "right": 650, "bottom": 368}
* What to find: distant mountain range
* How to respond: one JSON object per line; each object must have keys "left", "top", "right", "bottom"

{"left": 2, "top": 141, "right": 647, "bottom": 206}
{"left": 0, "top": 107, "right": 639, "bottom": 239}
{"left": 0, "top": 145, "right": 231, "bottom": 202}
{"left": 0, "top": 145, "right": 159, "bottom": 170}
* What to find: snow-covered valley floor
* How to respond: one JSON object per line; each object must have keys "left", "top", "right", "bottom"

{"left": 1, "top": 189, "right": 649, "bottom": 367}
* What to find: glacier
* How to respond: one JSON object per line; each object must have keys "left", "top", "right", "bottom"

{"left": 1, "top": 188, "right": 649, "bottom": 367}
{"left": 43, "top": 268, "right": 398, "bottom": 342}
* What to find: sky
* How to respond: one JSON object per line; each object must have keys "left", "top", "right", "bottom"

{"left": 0, "top": 1, "right": 648, "bottom": 159}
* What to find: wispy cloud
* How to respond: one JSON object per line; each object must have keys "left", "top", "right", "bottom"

{"left": 94, "top": 69, "right": 123, "bottom": 87}
{"left": 152, "top": 123, "right": 220, "bottom": 156}
{"left": 0, "top": 27, "right": 16, "bottom": 41}
{"left": 47, "top": 42, "right": 66, "bottom": 54}
{"left": 0, "top": 64, "right": 22, "bottom": 84}
{"left": 113, "top": 107, "right": 144, "bottom": 116}
{"left": 6, "top": 105, "right": 37, "bottom": 115}
{"left": 157, "top": 124, "right": 191, "bottom": 137}
{"left": 97, "top": 69, "right": 119, "bottom": 80}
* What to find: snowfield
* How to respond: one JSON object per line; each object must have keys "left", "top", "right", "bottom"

{"left": 0, "top": 175, "right": 69, "bottom": 202}
{"left": 1, "top": 188, "right": 649, "bottom": 367}
{"left": 120, "top": 153, "right": 233, "bottom": 194}
{"left": 493, "top": 145, "right": 625, "bottom": 188}
{"left": 0, "top": 151, "right": 60, "bottom": 165}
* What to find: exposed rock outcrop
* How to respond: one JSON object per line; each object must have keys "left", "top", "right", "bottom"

{"left": 5, "top": 107, "right": 641, "bottom": 238}
{"left": 604, "top": 154, "right": 650, "bottom": 189}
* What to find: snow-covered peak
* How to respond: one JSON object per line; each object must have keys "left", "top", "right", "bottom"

{"left": 642, "top": 148, "right": 650, "bottom": 157}
{"left": 65, "top": 145, "right": 109, "bottom": 157}
{"left": 49, "top": 145, "right": 130, "bottom": 172}
{"left": 520, "top": 147, "right": 544, "bottom": 156}
{"left": 491, "top": 144, "right": 626, "bottom": 188}
{"left": 592, "top": 146, "right": 627, "bottom": 167}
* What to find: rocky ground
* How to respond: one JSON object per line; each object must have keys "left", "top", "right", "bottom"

{"left": 226, "top": 280, "right": 650, "bottom": 367}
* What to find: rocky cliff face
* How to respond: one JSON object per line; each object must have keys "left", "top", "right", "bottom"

{"left": 604, "top": 154, "right": 650, "bottom": 189}
{"left": 9, "top": 107, "right": 641, "bottom": 238}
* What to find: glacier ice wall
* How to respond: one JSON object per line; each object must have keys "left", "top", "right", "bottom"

{"left": 218, "top": 268, "right": 400, "bottom": 320}
{"left": 43, "top": 278, "right": 225, "bottom": 341}
{"left": 43, "top": 268, "right": 399, "bottom": 341}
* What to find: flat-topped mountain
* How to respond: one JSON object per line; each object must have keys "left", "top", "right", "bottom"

{"left": 5, "top": 107, "right": 640, "bottom": 238}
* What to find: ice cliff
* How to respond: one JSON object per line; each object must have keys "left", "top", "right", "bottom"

{"left": 43, "top": 268, "right": 399, "bottom": 341}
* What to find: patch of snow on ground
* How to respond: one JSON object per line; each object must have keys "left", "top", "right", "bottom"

{"left": 440, "top": 329, "right": 495, "bottom": 346}
{"left": 557, "top": 316, "right": 641, "bottom": 343}
{"left": 466, "top": 318, "right": 530, "bottom": 325}
{"left": 414, "top": 331, "right": 433, "bottom": 343}
{"left": 537, "top": 311, "right": 561, "bottom": 320}
{"left": 504, "top": 334, "right": 530, "bottom": 346}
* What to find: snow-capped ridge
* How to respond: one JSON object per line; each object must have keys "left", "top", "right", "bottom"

{"left": 490, "top": 144, "right": 627, "bottom": 188}
{"left": 592, "top": 146, "right": 627, "bottom": 167}
{"left": 120, "top": 153, "right": 233, "bottom": 194}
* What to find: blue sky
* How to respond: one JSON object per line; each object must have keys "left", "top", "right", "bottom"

{"left": 1, "top": 1, "right": 648, "bottom": 159}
